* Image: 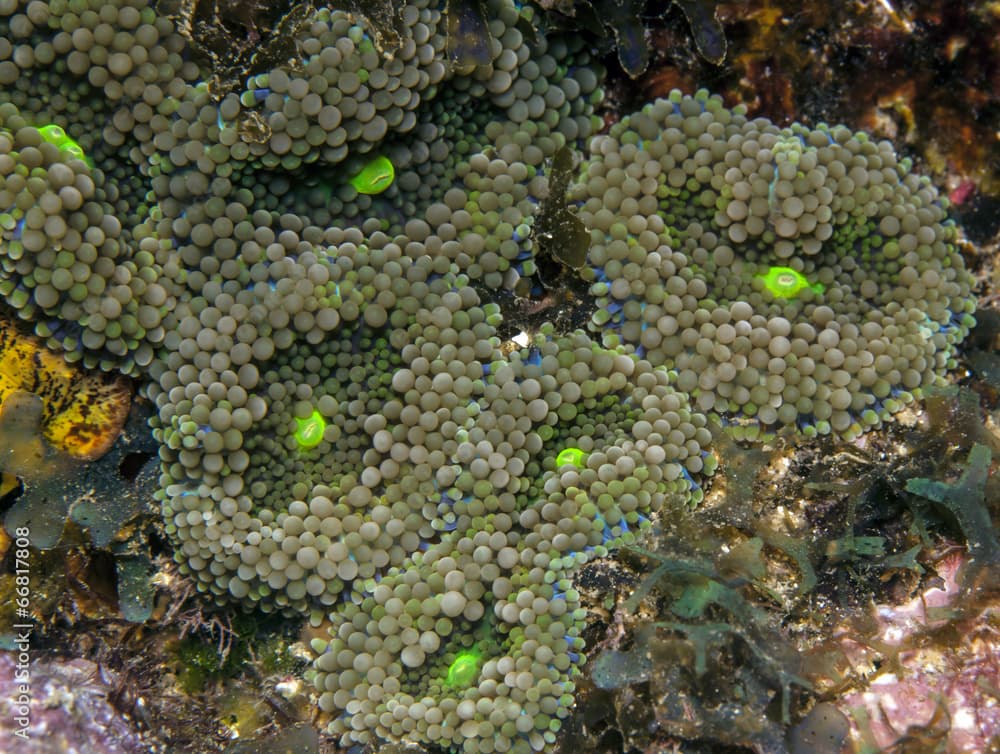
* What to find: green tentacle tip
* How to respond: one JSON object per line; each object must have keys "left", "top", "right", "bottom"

{"left": 556, "top": 447, "right": 588, "bottom": 469}
{"left": 349, "top": 155, "right": 395, "bottom": 195}
{"left": 38, "top": 124, "right": 91, "bottom": 166}
{"left": 757, "top": 266, "right": 824, "bottom": 299}
{"left": 294, "top": 410, "right": 327, "bottom": 449}
{"left": 445, "top": 647, "right": 483, "bottom": 688}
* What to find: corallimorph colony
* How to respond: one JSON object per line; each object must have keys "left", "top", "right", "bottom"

{"left": 0, "top": 0, "right": 975, "bottom": 752}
